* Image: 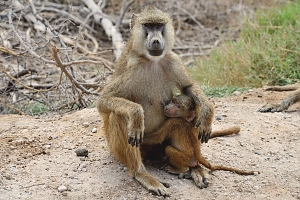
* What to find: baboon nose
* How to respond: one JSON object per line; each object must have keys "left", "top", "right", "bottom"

{"left": 152, "top": 40, "right": 160, "bottom": 47}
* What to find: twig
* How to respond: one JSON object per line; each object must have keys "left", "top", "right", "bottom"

{"left": 35, "top": 6, "right": 97, "bottom": 33}
{"left": 175, "top": 6, "right": 210, "bottom": 36}
{"left": 83, "top": 29, "right": 98, "bottom": 53}
{"left": 0, "top": 46, "right": 19, "bottom": 56}
{"left": 8, "top": 6, "right": 56, "bottom": 64}
{"left": 51, "top": 45, "right": 99, "bottom": 96}
{"left": 1, "top": 99, "right": 25, "bottom": 115}
{"left": 1, "top": 68, "right": 42, "bottom": 93}
{"left": 115, "top": 0, "right": 134, "bottom": 31}
{"left": 82, "top": 0, "right": 124, "bottom": 59}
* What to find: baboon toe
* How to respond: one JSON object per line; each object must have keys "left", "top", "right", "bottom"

{"left": 135, "top": 171, "right": 170, "bottom": 196}
{"left": 190, "top": 166, "right": 210, "bottom": 189}
{"left": 258, "top": 104, "right": 283, "bottom": 113}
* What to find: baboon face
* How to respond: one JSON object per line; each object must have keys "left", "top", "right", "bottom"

{"left": 131, "top": 5, "right": 175, "bottom": 59}
{"left": 143, "top": 23, "right": 165, "bottom": 56}
{"left": 164, "top": 95, "right": 196, "bottom": 122}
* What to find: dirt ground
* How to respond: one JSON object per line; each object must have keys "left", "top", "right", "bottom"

{"left": 0, "top": 87, "right": 299, "bottom": 200}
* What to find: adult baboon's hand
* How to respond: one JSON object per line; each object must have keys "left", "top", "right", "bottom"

{"left": 127, "top": 106, "right": 145, "bottom": 147}
{"left": 197, "top": 123, "right": 212, "bottom": 143}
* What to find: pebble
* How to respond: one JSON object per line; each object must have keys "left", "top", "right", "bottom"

{"left": 91, "top": 127, "right": 97, "bottom": 133}
{"left": 216, "top": 116, "right": 222, "bottom": 121}
{"left": 254, "top": 171, "right": 259, "bottom": 176}
{"left": 75, "top": 148, "right": 89, "bottom": 157}
{"left": 43, "top": 145, "right": 51, "bottom": 149}
{"left": 83, "top": 122, "right": 89, "bottom": 127}
{"left": 9, "top": 146, "right": 16, "bottom": 150}
{"left": 58, "top": 185, "right": 68, "bottom": 192}
{"left": 233, "top": 91, "right": 241, "bottom": 96}
{"left": 253, "top": 185, "right": 259, "bottom": 190}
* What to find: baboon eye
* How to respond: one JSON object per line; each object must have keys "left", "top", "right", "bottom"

{"left": 171, "top": 100, "right": 175, "bottom": 103}
{"left": 176, "top": 104, "right": 180, "bottom": 108}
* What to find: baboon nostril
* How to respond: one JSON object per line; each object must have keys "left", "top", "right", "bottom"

{"left": 153, "top": 40, "right": 159, "bottom": 45}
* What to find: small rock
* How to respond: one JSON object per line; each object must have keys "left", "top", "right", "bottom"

{"left": 254, "top": 171, "right": 259, "bottom": 176}
{"left": 43, "top": 145, "right": 51, "bottom": 149}
{"left": 91, "top": 127, "right": 97, "bottom": 133}
{"left": 53, "top": 136, "right": 58, "bottom": 139}
{"left": 216, "top": 116, "right": 222, "bottom": 121}
{"left": 233, "top": 91, "right": 241, "bottom": 96}
{"left": 58, "top": 185, "right": 68, "bottom": 192}
{"left": 83, "top": 122, "right": 89, "bottom": 127}
{"left": 9, "top": 146, "right": 16, "bottom": 150}
{"left": 75, "top": 149, "right": 89, "bottom": 157}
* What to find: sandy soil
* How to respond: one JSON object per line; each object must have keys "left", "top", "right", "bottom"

{"left": 0, "top": 87, "right": 299, "bottom": 200}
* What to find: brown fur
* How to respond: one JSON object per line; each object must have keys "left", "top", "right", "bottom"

{"left": 96, "top": 5, "right": 214, "bottom": 195}
{"left": 259, "top": 86, "right": 300, "bottom": 112}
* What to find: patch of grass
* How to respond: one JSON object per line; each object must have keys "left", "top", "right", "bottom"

{"left": 190, "top": 0, "right": 300, "bottom": 91}
{"left": 202, "top": 86, "right": 250, "bottom": 98}
{"left": 24, "top": 102, "right": 49, "bottom": 115}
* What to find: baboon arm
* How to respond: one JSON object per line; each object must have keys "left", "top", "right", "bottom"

{"left": 166, "top": 54, "right": 214, "bottom": 143}
{"left": 97, "top": 96, "right": 145, "bottom": 146}
{"left": 183, "top": 85, "right": 214, "bottom": 143}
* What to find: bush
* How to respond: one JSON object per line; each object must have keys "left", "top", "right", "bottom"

{"left": 190, "top": 0, "right": 300, "bottom": 93}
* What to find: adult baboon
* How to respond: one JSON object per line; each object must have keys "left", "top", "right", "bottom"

{"left": 97, "top": 5, "right": 214, "bottom": 196}
{"left": 155, "top": 95, "right": 256, "bottom": 176}
{"left": 258, "top": 85, "right": 300, "bottom": 112}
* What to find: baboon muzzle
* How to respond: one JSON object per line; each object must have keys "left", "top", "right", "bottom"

{"left": 147, "top": 35, "right": 164, "bottom": 56}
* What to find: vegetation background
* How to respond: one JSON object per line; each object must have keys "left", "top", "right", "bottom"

{"left": 0, "top": 0, "right": 299, "bottom": 111}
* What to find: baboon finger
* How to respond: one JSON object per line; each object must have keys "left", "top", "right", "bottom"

{"left": 161, "top": 182, "right": 170, "bottom": 188}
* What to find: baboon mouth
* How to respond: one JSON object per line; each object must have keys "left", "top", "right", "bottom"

{"left": 149, "top": 50, "right": 163, "bottom": 56}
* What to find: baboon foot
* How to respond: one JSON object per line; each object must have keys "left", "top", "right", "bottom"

{"left": 190, "top": 166, "right": 210, "bottom": 189}
{"left": 165, "top": 165, "right": 189, "bottom": 175}
{"left": 258, "top": 103, "right": 284, "bottom": 113}
{"left": 134, "top": 171, "right": 170, "bottom": 196}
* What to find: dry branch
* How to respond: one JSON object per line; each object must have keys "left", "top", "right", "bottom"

{"left": 51, "top": 45, "right": 99, "bottom": 96}
{"left": 82, "top": 0, "right": 125, "bottom": 59}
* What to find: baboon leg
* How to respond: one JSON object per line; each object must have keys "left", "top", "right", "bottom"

{"left": 190, "top": 166, "right": 210, "bottom": 189}
{"left": 105, "top": 113, "right": 169, "bottom": 196}
{"left": 258, "top": 88, "right": 300, "bottom": 112}
{"left": 165, "top": 145, "right": 191, "bottom": 174}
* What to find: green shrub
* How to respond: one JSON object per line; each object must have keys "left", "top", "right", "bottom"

{"left": 190, "top": 0, "right": 300, "bottom": 96}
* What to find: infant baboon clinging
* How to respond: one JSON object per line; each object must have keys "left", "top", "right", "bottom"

{"left": 258, "top": 85, "right": 300, "bottom": 112}
{"left": 154, "top": 95, "right": 257, "bottom": 176}
{"left": 97, "top": 5, "right": 214, "bottom": 196}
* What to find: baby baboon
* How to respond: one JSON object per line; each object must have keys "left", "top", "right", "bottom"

{"left": 258, "top": 85, "right": 300, "bottom": 112}
{"left": 97, "top": 5, "right": 214, "bottom": 195}
{"left": 159, "top": 95, "right": 258, "bottom": 176}
{"left": 164, "top": 95, "right": 241, "bottom": 139}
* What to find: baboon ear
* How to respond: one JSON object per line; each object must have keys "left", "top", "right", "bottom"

{"left": 185, "top": 111, "right": 196, "bottom": 122}
{"left": 130, "top": 13, "right": 138, "bottom": 29}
